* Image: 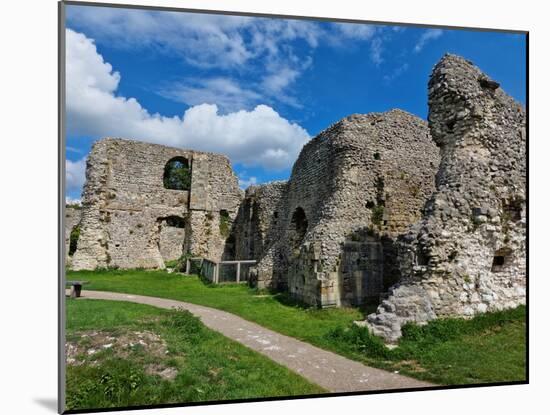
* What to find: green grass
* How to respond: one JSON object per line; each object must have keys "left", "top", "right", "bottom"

{"left": 327, "top": 306, "right": 526, "bottom": 385}
{"left": 65, "top": 299, "right": 324, "bottom": 411}
{"left": 67, "top": 269, "right": 363, "bottom": 346}
{"left": 67, "top": 269, "right": 526, "bottom": 386}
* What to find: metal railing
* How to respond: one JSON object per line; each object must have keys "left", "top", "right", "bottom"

{"left": 185, "top": 257, "right": 256, "bottom": 284}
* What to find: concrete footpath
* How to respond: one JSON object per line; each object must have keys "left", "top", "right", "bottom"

{"left": 69, "top": 290, "right": 433, "bottom": 393}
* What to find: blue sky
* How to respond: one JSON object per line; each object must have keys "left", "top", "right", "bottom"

{"left": 64, "top": 4, "right": 526, "bottom": 202}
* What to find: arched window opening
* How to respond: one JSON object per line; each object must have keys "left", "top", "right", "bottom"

{"left": 291, "top": 207, "right": 308, "bottom": 249}
{"left": 163, "top": 157, "right": 191, "bottom": 191}
{"left": 68, "top": 225, "right": 80, "bottom": 256}
{"left": 491, "top": 247, "right": 513, "bottom": 273}
{"left": 164, "top": 216, "right": 186, "bottom": 228}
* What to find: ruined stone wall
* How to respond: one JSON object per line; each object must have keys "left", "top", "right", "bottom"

{"left": 71, "top": 138, "right": 242, "bottom": 270}
{"left": 64, "top": 206, "right": 82, "bottom": 267}
{"left": 367, "top": 54, "right": 526, "bottom": 342}
{"left": 232, "top": 182, "right": 287, "bottom": 261}
{"left": 252, "top": 110, "right": 439, "bottom": 307}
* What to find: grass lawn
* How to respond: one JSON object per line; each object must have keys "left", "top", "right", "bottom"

{"left": 65, "top": 299, "right": 324, "bottom": 411}
{"left": 67, "top": 269, "right": 527, "bottom": 386}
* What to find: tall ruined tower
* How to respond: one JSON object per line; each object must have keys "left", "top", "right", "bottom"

{"left": 367, "top": 54, "right": 526, "bottom": 342}
{"left": 248, "top": 110, "right": 440, "bottom": 307}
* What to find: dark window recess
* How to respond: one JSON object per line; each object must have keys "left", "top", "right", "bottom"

{"left": 491, "top": 248, "right": 512, "bottom": 272}
{"left": 446, "top": 119, "right": 456, "bottom": 132}
{"left": 493, "top": 256, "right": 505, "bottom": 266}
{"left": 163, "top": 157, "right": 191, "bottom": 191}
{"left": 373, "top": 152, "right": 381, "bottom": 160}
{"left": 416, "top": 250, "right": 429, "bottom": 266}
{"left": 472, "top": 207, "right": 482, "bottom": 217}
{"left": 291, "top": 207, "right": 308, "bottom": 248}
{"left": 502, "top": 199, "right": 523, "bottom": 221}
{"left": 491, "top": 256, "right": 505, "bottom": 272}
{"left": 366, "top": 201, "right": 375, "bottom": 209}
{"left": 165, "top": 216, "right": 186, "bottom": 228}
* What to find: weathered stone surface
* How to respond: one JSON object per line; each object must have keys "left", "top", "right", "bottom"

{"left": 71, "top": 138, "right": 242, "bottom": 270}
{"left": 232, "top": 181, "right": 288, "bottom": 261}
{"left": 247, "top": 109, "right": 440, "bottom": 307}
{"left": 366, "top": 54, "right": 526, "bottom": 342}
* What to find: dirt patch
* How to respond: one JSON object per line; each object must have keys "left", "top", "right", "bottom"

{"left": 66, "top": 329, "right": 178, "bottom": 380}
{"left": 393, "top": 360, "right": 427, "bottom": 373}
{"left": 145, "top": 364, "right": 178, "bottom": 380}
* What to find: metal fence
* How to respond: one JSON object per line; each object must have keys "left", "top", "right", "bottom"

{"left": 187, "top": 258, "right": 256, "bottom": 284}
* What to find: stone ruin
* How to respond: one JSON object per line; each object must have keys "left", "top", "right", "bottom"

{"left": 366, "top": 54, "right": 526, "bottom": 342}
{"left": 241, "top": 110, "right": 440, "bottom": 307}
{"left": 67, "top": 54, "right": 526, "bottom": 342}
{"left": 70, "top": 138, "right": 242, "bottom": 270}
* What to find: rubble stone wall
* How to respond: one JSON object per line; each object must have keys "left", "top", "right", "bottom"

{"left": 367, "top": 54, "right": 527, "bottom": 342}
{"left": 71, "top": 138, "right": 242, "bottom": 270}
{"left": 232, "top": 182, "right": 288, "bottom": 261}
{"left": 251, "top": 110, "right": 440, "bottom": 307}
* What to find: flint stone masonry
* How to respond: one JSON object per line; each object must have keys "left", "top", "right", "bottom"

{"left": 247, "top": 109, "right": 440, "bottom": 307}
{"left": 71, "top": 138, "right": 242, "bottom": 270}
{"left": 366, "top": 54, "right": 526, "bottom": 342}
{"left": 232, "top": 182, "right": 288, "bottom": 261}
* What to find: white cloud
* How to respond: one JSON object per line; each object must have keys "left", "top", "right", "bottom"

{"left": 67, "top": 7, "right": 391, "bottom": 109}
{"left": 158, "top": 78, "right": 262, "bottom": 113}
{"left": 262, "top": 67, "right": 300, "bottom": 96}
{"left": 332, "top": 22, "right": 376, "bottom": 40}
{"left": 66, "top": 146, "right": 82, "bottom": 154}
{"left": 65, "top": 196, "right": 82, "bottom": 206}
{"left": 66, "top": 157, "right": 86, "bottom": 193}
{"left": 67, "top": 7, "right": 254, "bottom": 68}
{"left": 238, "top": 174, "right": 258, "bottom": 189}
{"left": 370, "top": 37, "right": 384, "bottom": 65}
{"left": 383, "top": 63, "right": 410, "bottom": 83}
{"left": 414, "top": 29, "right": 443, "bottom": 53}
{"left": 66, "top": 29, "right": 310, "bottom": 172}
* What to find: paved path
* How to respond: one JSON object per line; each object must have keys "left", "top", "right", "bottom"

{"left": 70, "top": 290, "right": 433, "bottom": 393}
